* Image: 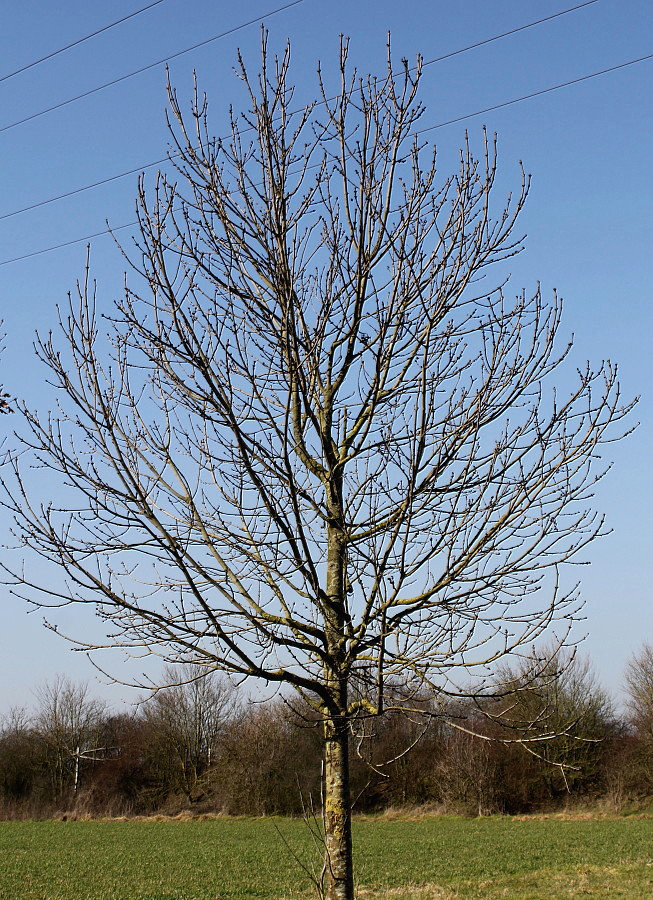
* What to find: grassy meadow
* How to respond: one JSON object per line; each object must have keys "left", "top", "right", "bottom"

{"left": 0, "top": 814, "right": 652, "bottom": 899}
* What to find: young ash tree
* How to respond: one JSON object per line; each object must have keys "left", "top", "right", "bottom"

{"left": 1, "top": 38, "right": 633, "bottom": 900}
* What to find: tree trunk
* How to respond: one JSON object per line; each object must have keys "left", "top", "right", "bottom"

{"left": 323, "top": 460, "right": 353, "bottom": 896}
{"left": 323, "top": 711, "right": 354, "bottom": 900}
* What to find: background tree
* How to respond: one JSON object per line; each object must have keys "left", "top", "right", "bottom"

{"left": 216, "top": 699, "right": 322, "bottom": 816}
{"left": 33, "top": 676, "right": 106, "bottom": 803}
{"left": 489, "top": 649, "right": 616, "bottom": 809}
{"left": 1, "top": 36, "right": 633, "bottom": 899}
{"left": 624, "top": 643, "right": 653, "bottom": 792}
{"left": 626, "top": 644, "right": 653, "bottom": 742}
{"left": 0, "top": 707, "right": 38, "bottom": 815}
{"left": 435, "top": 710, "right": 499, "bottom": 816}
{"left": 142, "top": 665, "right": 237, "bottom": 803}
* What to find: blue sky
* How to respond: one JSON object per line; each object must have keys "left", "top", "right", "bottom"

{"left": 0, "top": 0, "right": 651, "bottom": 712}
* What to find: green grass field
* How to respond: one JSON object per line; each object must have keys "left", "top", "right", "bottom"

{"left": 0, "top": 814, "right": 652, "bottom": 899}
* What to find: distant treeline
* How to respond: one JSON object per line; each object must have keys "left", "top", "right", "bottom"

{"left": 2, "top": 646, "right": 653, "bottom": 819}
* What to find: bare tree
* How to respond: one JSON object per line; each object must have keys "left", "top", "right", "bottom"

{"left": 625, "top": 644, "right": 653, "bottom": 743}
{"left": 33, "top": 676, "right": 106, "bottom": 802}
{"left": 1, "top": 36, "right": 633, "bottom": 899}
{"left": 436, "top": 713, "right": 499, "bottom": 816}
{"left": 624, "top": 643, "right": 653, "bottom": 791}
{"left": 0, "top": 707, "right": 36, "bottom": 814}
{"left": 142, "top": 665, "right": 237, "bottom": 802}
{"left": 491, "top": 649, "right": 616, "bottom": 799}
{"left": 216, "top": 699, "right": 321, "bottom": 816}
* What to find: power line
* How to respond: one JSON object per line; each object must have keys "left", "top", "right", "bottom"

{"left": 3, "top": 46, "right": 650, "bottom": 269}
{"left": 0, "top": 224, "right": 139, "bottom": 267}
{"left": 418, "top": 50, "right": 653, "bottom": 134}
{"left": 0, "top": 0, "right": 600, "bottom": 224}
{"left": 0, "top": 0, "right": 305, "bottom": 135}
{"left": 0, "top": 0, "right": 169, "bottom": 85}
{"left": 0, "top": 157, "right": 172, "bottom": 223}
{"left": 421, "top": 0, "right": 599, "bottom": 68}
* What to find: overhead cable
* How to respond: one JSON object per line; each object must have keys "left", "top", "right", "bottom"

{"left": 0, "top": 0, "right": 305, "bottom": 135}
{"left": 0, "top": 0, "right": 170, "bottom": 85}
{"left": 421, "top": 0, "right": 599, "bottom": 68}
{"left": 418, "top": 51, "right": 653, "bottom": 134}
